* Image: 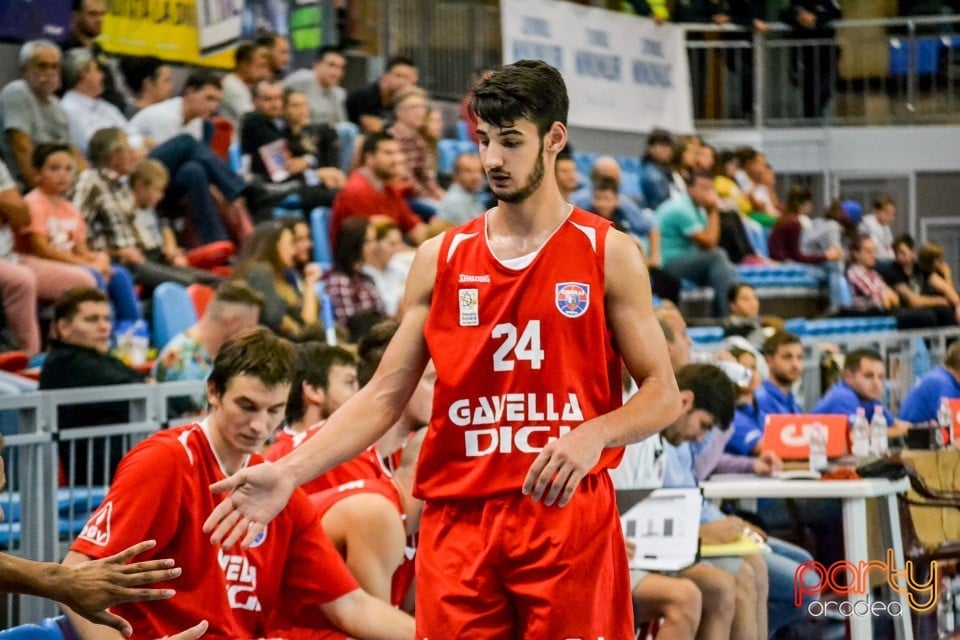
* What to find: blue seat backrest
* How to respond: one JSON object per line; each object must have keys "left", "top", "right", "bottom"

{"left": 310, "top": 207, "right": 334, "bottom": 272}
{"left": 152, "top": 283, "right": 196, "bottom": 349}
{"left": 456, "top": 119, "right": 471, "bottom": 142}
{"left": 438, "top": 139, "right": 461, "bottom": 175}
{"left": 0, "top": 616, "right": 67, "bottom": 640}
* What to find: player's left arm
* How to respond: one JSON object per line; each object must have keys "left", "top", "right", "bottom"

{"left": 320, "top": 588, "right": 415, "bottom": 640}
{"left": 523, "top": 229, "right": 681, "bottom": 507}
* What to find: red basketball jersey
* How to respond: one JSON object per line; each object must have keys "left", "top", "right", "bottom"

{"left": 419, "top": 208, "right": 623, "bottom": 500}
{"left": 310, "top": 478, "right": 416, "bottom": 608}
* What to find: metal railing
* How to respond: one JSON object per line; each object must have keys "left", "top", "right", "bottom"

{"left": 357, "top": 2, "right": 960, "bottom": 128}
{"left": 0, "top": 380, "right": 206, "bottom": 628}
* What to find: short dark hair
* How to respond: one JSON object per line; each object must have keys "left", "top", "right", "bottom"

{"left": 785, "top": 185, "right": 812, "bottom": 214}
{"left": 684, "top": 169, "right": 713, "bottom": 188}
{"left": 647, "top": 128, "right": 673, "bottom": 147}
{"left": 727, "top": 282, "right": 754, "bottom": 305}
{"left": 470, "top": 60, "right": 568, "bottom": 138}
{"left": 54, "top": 287, "right": 108, "bottom": 324}
{"left": 212, "top": 281, "right": 264, "bottom": 312}
{"left": 361, "top": 131, "right": 394, "bottom": 159}
{"left": 762, "top": 330, "right": 802, "bottom": 357}
{"left": 234, "top": 41, "right": 259, "bottom": 66}
{"left": 285, "top": 342, "right": 357, "bottom": 423}
{"left": 893, "top": 234, "right": 915, "bottom": 252}
{"left": 255, "top": 33, "right": 280, "bottom": 49}
{"left": 183, "top": 70, "right": 221, "bottom": 93}
{"left": 843, "top": 348, "right": 883, "bottom": 374}
{"left": 207, "top": 327, "right": 295, "bottom": 395}
{"left": 120, "top": 56, "right": 165, "bottom": 96}
{"left": 87, "top": 127, "right": 124, "bottom": 168}
{"left": 252, "top": 79, "right": 281, "bottom": 99}
{"left": 32, "top": 143, "right": 73, "bottom": 171}
{"left": 592, "top": 175, "right": 618, "bottom": 195}
{"left": 676, "top": 364, "right": 736, "bottom": 429}
{"left": 386, "top": 55, "right": 416, "bottom": 72}
{"left": 333, "top": 217, "right": 370, "bottom": 276}
{"left": 357, "top": 319, "right": 400, "bottom": 386}
{"left": 873, "top": 194, "right": 895, "bottom": 211}
{"left": 315, "top": 45, "right": 343, "bottom": 62}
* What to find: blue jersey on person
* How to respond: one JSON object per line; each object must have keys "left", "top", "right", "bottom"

{"left": 811, "top": 380, "right": 895, "bottom": 426}
{"left": 755, "top": 379, "right": 804, "bottom": 416}
{"left": 899, "top": 365, "right": 960, "bottom": 423}
{"left": 726, "top": 402, "right": 765, "bottom": 456}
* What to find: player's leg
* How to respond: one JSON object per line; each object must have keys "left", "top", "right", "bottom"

{"left": 742, "top": 554, "right": 768, "bottom": 640}
{"left": 678, "top": 563, "right": 735, "bottom": 640}
{"left": 414, "top": 499, "right": 513, "bottom": 639}
{"left": 632, "top": 573, "right": 701, "bottom": 640}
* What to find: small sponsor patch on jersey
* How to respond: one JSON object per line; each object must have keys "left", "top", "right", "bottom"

{"left": 555, "top": 282, "right": 590, "bottom": 318}
{"left": 248, "top": 523, "right": 268, "bottom": 548}
{"left": 459, "top": 288, "right": 479, "bottom": 326}
{"left": 79, "top": 501, "right": 112, "bottom": 546}
{"left": 458, "top": 273, "right": 490, "bottom": 283}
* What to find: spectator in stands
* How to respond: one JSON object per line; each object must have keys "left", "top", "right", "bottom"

{"left": 860, "top": 194, "right": 896, "bottom": 263}
{"left": 725, "top": 347, "right": 766, "bottom": 456}
{"left": 640, "top": 128, "right": 674, "bottom": 209}
{"left": 75, "top": 130, "right": 221, "bottom": 291}
{"left": 714, "top": 150, "right": 767, "bottom": 265}
{"left": 436, "top": 152, "right": 485, "bottom": 226}
{"left": 119, "top": 56, "right": 173, "bottom": 118}
{"left": 657, "top": 306, "right": 694, "bottom": 372}
{"left": 655, "top": 170, "right": 739, "bottom": 317}
{"left": 769, "top": 185, "right": 843, "bottom": 265}
{"left": 917, "top": 241, "right": 960, "bottom": 313}
{"left": 346, "top": 56, "right": 419, "bottom": 134}
{"left": 573, "top": 155, "right": 647, "bottom": 212}
{"left": 669, "top": 135, "right": 701, "bottom": 198}
{"left": 722, "top": 283, "right": 784, "bottom": 348}
{"left": 0, "top": 40, "right": 78, "bottom": 188}
{"left": 153, "top": 281, "right": 262, "bottom": 413}
{"left": 884, "top": 235, "right": 958, "bottom": 326}
{"left": 846, "top": 235, "right": 902, "bottom": 313}
{"left": 812, "top": 348, "right": 910, "bottom": 439}
{"left": 735, "top": 147, "right": 780, "bottom": 227}
{"left": 130, "top": 70, "right": 223, "bottom": 145}
{"left": 781, "top": 0, "right": 841, "bottom": 119}
{"left": 322, "top": 216, "right": 386, "bottom": 330}
{"left": 283, "top": 45, "right": 348, "bottom": 127}
{"left": 62, "top": 0, "right": 126, "bottom": 112}
{"left": 62, "top": 327, "right": 416, "bottom": 640}
{"left": 900, "top": 341, "right": 960, "bottom": 424}
{"left": 219, "top": 41, "right": 272, "bottom": 123}
{"left": 39, "top": 287, "right": 144, "bottom": 484}
{"left": 554, "top": 153, "right": 580, "bottom": 202}
{"left": 241, "top": 81, "right": 340, "bottom": 217}
{"left": 388, "top": 87, "right": 445, "bottom": 204}
{"left": 256, "top": 33, "right": 292, "bottom": 80}
{"left": 282, "top": 88, "right": 342, "bottom": 177}
{"left": 362, "top": 219, "right": 412, "bottom": 317}
{"left": 61, "top": 48, "right": 149, "bottom": 156}
{"left": 21, "top": 143, "right": 142, "bottom": 323}
{"left": 331, "top": 132, "right": 428, "bottom": 245}
{"left": 236, "top": 221, "right": 322, "bottom": 340}
{"left": 755, "top": 330, "right": 805, "bottom": 415}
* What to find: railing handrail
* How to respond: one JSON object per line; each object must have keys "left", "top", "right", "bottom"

{"left": 678, "top": 13, "right": 960, "bottom": 35}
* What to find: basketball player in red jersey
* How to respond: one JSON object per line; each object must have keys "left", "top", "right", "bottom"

{"left": 205, "top": 60, "right": 680, "bottom": 639}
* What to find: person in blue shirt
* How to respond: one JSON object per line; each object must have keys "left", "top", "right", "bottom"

{"left": 639, "top": 128, "right": 673, "bottom": 209}
{"left": 726, "top": 347, "right": 766, "bottom": 456}
{"left": 900, "top": 341, "right": 960, "bottom": 423}
{"left": 756, "top": 330, "right": 806, "bottom": 416}
{"left": 812, "top": 348, "right": 910, "bottom": 440}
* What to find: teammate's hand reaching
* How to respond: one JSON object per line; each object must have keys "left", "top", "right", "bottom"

{"left": 522, "top": 426, "right": 604, "bottom": 508}
{"left": 203, "top": 463, "right": 297, "bottom": 549}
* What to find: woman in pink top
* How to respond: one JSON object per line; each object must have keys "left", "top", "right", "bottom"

{"left": 21, "top": 144, "right": 141, "bottom": 322}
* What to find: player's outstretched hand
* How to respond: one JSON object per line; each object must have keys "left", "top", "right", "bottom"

{"left": 158, "top": 620, "right": 208, "bottom": 640}
{"left": 522, "top": 426, "right": 604, "bottom": 508}
{"left": 204, "top": 463, "right": 296, "bottom": 549}
{"left": 60, "top": 540, "right": 181, "bottom": 636}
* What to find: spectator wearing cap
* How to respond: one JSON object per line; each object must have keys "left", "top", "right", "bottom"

{"left": 640, "top": 129, "right": 674, "bottom": 209}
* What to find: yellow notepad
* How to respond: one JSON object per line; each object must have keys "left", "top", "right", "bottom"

{"left": 700, "top": 533, "right": 766, "bottom": 557}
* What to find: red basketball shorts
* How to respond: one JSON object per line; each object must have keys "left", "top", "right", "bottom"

{"left": 415, "top": 472, "right": 633, "bottom": 639}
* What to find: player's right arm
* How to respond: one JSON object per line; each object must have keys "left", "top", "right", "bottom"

{"left": 205, "top": 235, "right": 442, "bottom": 548}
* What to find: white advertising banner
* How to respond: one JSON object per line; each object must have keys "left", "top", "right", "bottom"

{"left": 500, "top": 0, "right": 694, "bottom": 134}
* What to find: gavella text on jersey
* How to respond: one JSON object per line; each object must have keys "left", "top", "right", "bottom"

{"left": 448, "top": 392, "right": 585, "bottom": 457}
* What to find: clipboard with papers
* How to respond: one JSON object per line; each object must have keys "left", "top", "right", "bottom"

{"left": 617, "top": 488, "right": 702, "bottom": 572}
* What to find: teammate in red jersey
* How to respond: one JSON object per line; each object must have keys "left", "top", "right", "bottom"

{"left": 62, "top": 328, "right": 414, "bottom": 640}
{"left": 310, "top": 428, "right": 426, "bottom": 610}
{"left": 205, "top": 60, "right": 680, "bottom": 639}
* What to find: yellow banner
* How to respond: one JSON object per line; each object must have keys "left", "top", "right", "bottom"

{"left": 99, "top": 0, "right": 241, "bottom": 69}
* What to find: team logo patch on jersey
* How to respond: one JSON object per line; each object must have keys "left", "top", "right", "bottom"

{"left": 555, "top": 282, "right": 590, "bottom": 318}
{"left": 459, "top": 288, "right": 479, "bottom": 326}
{"left": 78, "top": 501, "right": 112, "bottom": 546}
{"left": 248, "top": 523, "right": 268, "bottom": 548}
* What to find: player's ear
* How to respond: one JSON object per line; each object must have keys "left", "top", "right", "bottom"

{"left": 546, "top": 122, "right": 567, "bottom": 154}
{"left": 206, "top": 380, "right": 221, "bottom": 409}
{"left": 302, "top": 381, "right": 323, "bottom": 406}
{"left": 678, "top": 389, "right": 694, "bottom": 414}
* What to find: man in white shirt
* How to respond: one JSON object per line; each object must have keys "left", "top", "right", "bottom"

{"left": 129, "top": 71, "right": 223, "bottom": 145}
{"left": 283, "top": 46, "right": 348, "bottom": 127}
{"left": 860, "top": 194, "right": 896, "bottom": 262}
{"left": 60, "top": 48, "right": 149, "bottom": 155}
{"left": 219, "top": 42, "right": 271, "bottom": 123}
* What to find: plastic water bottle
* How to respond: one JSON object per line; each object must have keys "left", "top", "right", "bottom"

{"left": 870, "top": 405, "right": 889, "bottom": 456}
{"left": 130, "top": 320, "right": 150, "bottom": 366}
{"left": 851, "top": 407, "right": 870, "bottom": 458}
{"left": 941, "top": 397, "right": 956, "bottom": 449}
{"left": 808, "top": 424, "right": 828, "bottom": 473}
{"left": 939, "top": 575, "right": 955, "bottom": 638}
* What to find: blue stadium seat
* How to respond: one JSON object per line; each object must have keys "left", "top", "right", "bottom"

{"left": 456, "top": 119, "right": 471, "bottom": 142}
{"left": 0, "top": 616, "right": 69, "bottom": 640}
{"left": 687, "top": 326, "right": 724, "bottom": 344}
{"left": 620, "top": 170, "right": 642, "bottom": 200}
{"left": 152, "top": 283, "right": 196, "bottom": 349}
{"left": 573, "top": 152, "right": 595, "bottom": 177}
{"left": 438, "top": 139, "right": 462, "bottom": 175}
{"left": 889, "top": 37, "right": 941, "bottom": 76}
{"left": 273, "top": 194, "right": 304, "bottom": 219}
{"left": 0, "top": 487, "right": 105, "bottom": 524}
{"left": 310, "top": 207, "right": 334, "bottom": 272}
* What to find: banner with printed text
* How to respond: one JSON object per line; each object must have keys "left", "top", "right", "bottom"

{"left": 500, "top": 0, "right": 694, "bottom": 134}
